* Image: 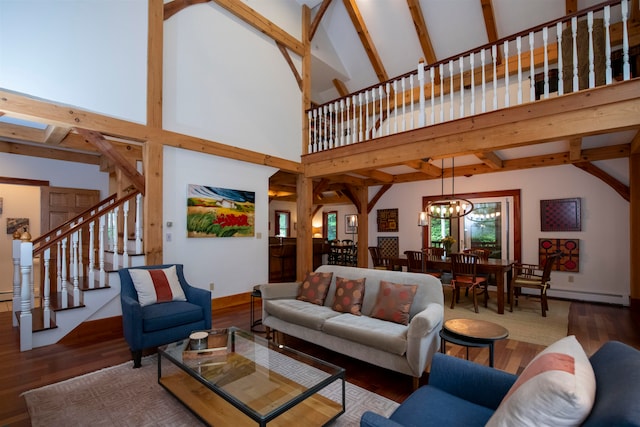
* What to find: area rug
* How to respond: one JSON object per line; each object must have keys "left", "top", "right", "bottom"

{"left": 443, "top": 288, "right": 570, "bottom": 346}
{"left": 23, "top": 355, "right": 398, "bottom": 427}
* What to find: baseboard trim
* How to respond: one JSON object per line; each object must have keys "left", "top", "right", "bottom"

{"left": 211, "top": 292, "right": 251, "bottom": 310}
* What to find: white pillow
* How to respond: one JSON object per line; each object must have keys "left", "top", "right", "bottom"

{"left": 486, "top": 335, "right": 596, "bottom": 427}
{"left": 129, "top": 266, "right": 187, "bottom": 307}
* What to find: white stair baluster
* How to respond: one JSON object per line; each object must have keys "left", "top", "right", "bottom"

{"left": 409, "top": 75, "right": 414, "bottom": 130}
{"left": 328, "top": 103, "right": 334, "bottom": 149}
{"left": 504, "top": 41, "right": 510, "bottom": 107}
{"left": 123, "top": 200, "right": 129, "bottom": 268}
{"left": 19, "top": 241, "right": 33, "bottom": 352}
{"left": 61, "top": 237, "right": 68, "bottom": 307}
{"left": 340, "top": 99, "right": 346, "bottom": 146}
{"left": 323, "top": 105, "right": 328, "bottom": 150}
{"left": 557, "top": 22, "right": 564, "bottom": 95}
{"left": 77, "top": 224, "right": 84, "bottom": 277}
{"left": 307, "top": 111, "right": 313, "bottom": 153}
{"left": 572, "top": 16, "right": 579, "bottom": 92}
{"left": 370, "top": 89, "right": 377, "bottom": 138}
{"left": 543, "top": 27, "right": 549, "bottom": 98}
{"left": 439, "top": 63, "right": 444, "bottom": 123}
{"left": 88, "top": 220, "right": 95, "bottom": 288}
{"left": 459, "top": 57, "right": 465, "bottom": 117}
{"left": 135, "top": 193, "right": 143, "bottom": 254}
{"left": 43, "top": 248, "right": 51, "bottom": 329}
{"left": 358, "top": 93, "right": 363, "bottom": 142}
{"left": 365, "top": 91, "right": 370, "bottom": 140}
{"left": 430, "top": 67, "right": 435, "bottom": 125}
{"left": 99, "top": 215, "right": 106, "bottom": 287}
{"left": 588, "top": 12, "right": 595, "bottom": 88}
{"left": 622, "top": 0, "right": 630, "bottom": 80}
{"left": 481, "top": 48, "right": 486, "bottom": 112}
{"left": 418, "top": 62, "right": 425, "bottom": 127}
{"left": 492, "top": 45, "right": 498, "bottom": 110}
{"left": 401, "top": 77, "right": 406, "bottom": 131}
{"left": 605, "top": 6, "right": 612, "bottom": 84}
{"left": 72, "top": 231, "right": 80, "bottom": 302}
{"left": 449, "top": 60, "right": 455, "bottom": 120}
{"left": 112, "top": 206, "right": 119, "bottom": 269}
{"left": 517, "top": 36, "right": 523, "bottom": 104}
{"left": 352, "top": 95, "right": 358, "bottom": 143}
{"left": 393, "top": 81, "right": 398, "bottom": 134}
{"left": 385, "top": 83, "right": 390, "bottom": 136}
{"left": 529, "top": 32, "right": 535, "bottom": 101}
{"left": 470, "top": 53, "right": 475, "bottom": 115}
{"left": 312, "top": 109, "right": 318, "bottom": 152}
{"left": 378, "top": 86, "right": 383, "bottom": 136}
{"left": 345, "top": 97, "right": 351, "bottom": 144}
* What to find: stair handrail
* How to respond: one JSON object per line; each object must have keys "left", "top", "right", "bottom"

{"left": 33, "top": 189, "right": 142, "bottom": 257}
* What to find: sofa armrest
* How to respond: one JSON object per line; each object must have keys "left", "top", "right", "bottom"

{"left": 407, "top": 303, "right": 442, "bottom": 338}
{"left": 428, "top": 352, "right": 516, "bottom": 410}
{"left": 360, "top": 411, "right": 404, "bottom": 427}
{"left": 404, "top": 303, "right": 443, "bottom": 376}
{"left": 259, "top": 282, "right": 300, "bottom": 299}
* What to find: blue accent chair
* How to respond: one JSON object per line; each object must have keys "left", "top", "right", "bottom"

{"left": 361, "top": 341, "right": 640, "bottom": 427}
{"left": 119, "top": 264, "right": 212, "bottom": 368}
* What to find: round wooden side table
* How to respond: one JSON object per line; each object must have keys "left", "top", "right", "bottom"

{"left": 439, "top": 318, "right": 509, "bottom": 367}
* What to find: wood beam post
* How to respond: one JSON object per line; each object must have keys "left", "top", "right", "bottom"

{"left": 630, "top": 153, "right": 640, "bottom": 311}
{"left": 355, "top": 185, "right": 368, "bottom": 267}
{"left": 296, "top": 172, "right": 313, "bottom": 280}
{"left": 143, "top": 140, "right": 163, "bottom": 265}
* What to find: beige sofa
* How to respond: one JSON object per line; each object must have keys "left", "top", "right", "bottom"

{"left": 260, "top": 265, "right": 444, "bottom": 384}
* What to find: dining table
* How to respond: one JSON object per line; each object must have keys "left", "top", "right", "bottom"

{"left": 391, "top": 255, "right": 515, "bottom": 314}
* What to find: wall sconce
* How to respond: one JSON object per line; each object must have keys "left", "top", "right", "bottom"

{"left": 312, "top": 226, "right": 322, "bottom": 238}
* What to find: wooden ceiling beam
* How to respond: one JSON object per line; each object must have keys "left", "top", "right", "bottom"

{"left": 0, "top": 122, "right": 44, "bottom": 142}
{"left": 569, "top": 137, "right": 583, "bottom": 161}
{"left": 163, "top": 0, "right": 210, "bottom": 20}
{"left": 480, "top": 0, "right": 501, "bottom": 63}
{"left": 212, "top": 0, "right": 304, "bottom": 56}
{"left": 333, "top": 79, "right": 349, "bottom": 97}
{"left": 367, "top": 183, "right": 392, "bottom": 213}
{"left": 631, "top": 130, "right": 640, "bottom": 154}
{"left": 0, "top": 139, "right": 101, "bottom": 165}
{"left": 475, "top": 151, "right": 503, "bottom": 169}
{"left": 404, "top": 159, "right": 441, "bottom": 177}
{"left": 352, "top": 168, "right": 394, "bottom": 183}
{"left": 76, "top": 128, "right": 146, "bottom": 194}
{"left": 565, "top": 0, "right": 578, "bottom": 15}
{"left": 343, "top": 0, "right": 389, "bottom": 82}
{"left": 276, "top": 41, "right": 302, "bottom": 91}
{"left": 407, "top": 0, "right": 437, "bottom": 64}
{"left": 574, "top": 161, "right": 629, "bottom": 201}
{"left": 309, "top": 0, "right": 332, "bottom": 40}
{"left": 43, "top": 126, "right": 70, "bottom": 145}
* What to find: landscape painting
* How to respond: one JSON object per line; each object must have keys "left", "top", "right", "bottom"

{"left": 187, "top": 184, "right": 255, "bottom": 238}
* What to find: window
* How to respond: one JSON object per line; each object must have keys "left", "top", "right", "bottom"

{"left": 323, "top": 211, "right": 337, "bottom": 241}
{"left": 274, "top": 210, "right": 290, "bottom": 237}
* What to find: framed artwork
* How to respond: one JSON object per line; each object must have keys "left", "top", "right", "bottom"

{"left": 186, "top": 184, "right": 255, "bottom": 238}
{"left": 539, "top": 238, "right": 579, "bottom": 272}
{"left": 7, "top": 217, "right": 29, "bottom": 235}
{"left": 540, "top": 198, "right": 581, "bottom": 232}
{"left": 377, "top": 208, "right": 399, "bottom": 232}
{"left": 345, "top": 215, "right": 357, "bottom": 234}
{"left": 377, "top": 236, "right": 399, "bottom": 259}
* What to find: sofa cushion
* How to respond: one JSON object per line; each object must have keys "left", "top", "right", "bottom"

{"left": 370, "top": 281, "right": 417, "bottom": 325}
{"left": 323, "top": 314, "right": 408, "bottom": 355}
{"left": 297, "top": 271, "right": 333, "bottom": 305}
{"left": 332, "top": 276, "right": 366, "bottom": 315}
{"left": 486, "top": 335, "right": 596, "bottom": 427}
{"left": 264, "top": 299, "right": 341, "bottom": 330}
{"left": 129, "top": 265, "right": 186, "bottom": 307}
{"left": 142, "top": 301, "right": 203, "bottom": 333}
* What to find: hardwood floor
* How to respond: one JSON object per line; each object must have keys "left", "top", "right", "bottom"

{"left": 1, "top": 299, "right": 639, "bottom": 426}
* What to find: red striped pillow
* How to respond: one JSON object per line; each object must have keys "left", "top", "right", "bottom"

{"left": 129, "top": 266, "right": 187, "bottom": 307}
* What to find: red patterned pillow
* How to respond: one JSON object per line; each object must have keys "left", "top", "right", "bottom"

{"left": 297, "top": 271, "right": 333, "bottom": 305}
{"left": 371, "top": 280, "right": 418, "bottom": 325}
{"left": 129, "top": 265, "right": 187, "bottom": 307}
{"left": 332, "top": 276, "right": 366, "bottom": 315}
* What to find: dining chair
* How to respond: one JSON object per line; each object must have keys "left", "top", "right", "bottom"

{"left": 421, "top": 247, "right": 445, "bottom": 278}
{"left": 510, "top": 251, "right": 563, "bottom": 317}
{"left": 450, "top": 253, "right": 489, "bottom": 313}
{"left": 369, "top": 246, "right": 391, "bottom": 270}
{"left": 404, "top": 250, "right": 424, "bottom": 273}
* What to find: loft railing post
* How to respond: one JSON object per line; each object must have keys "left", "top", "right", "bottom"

{"left": 123, "top": 200, "right": 130, "bottom": 268}
{"left": 19, "top": 241, "right": 33, "bottom": 352}
{"left": 88, "top": 220, "right": 95, "bottom": 288}
{"left": 12, "top": 239, "right": 21, "bottom": 327}
{"left": 135, "top": 193, "right": 143, "bottom": 255}
{"left": 43, "top": 247, "right": 51, "bottom": 329}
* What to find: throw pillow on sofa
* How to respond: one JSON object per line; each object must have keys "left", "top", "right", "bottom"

{"left": 129, "top": 265, "right": 187, "bottom": 307}
{"left": 297, "top": 271, "right": 333, "bottom": 305}
{"left": 332, "top": 276, "right": 366, "bottom": 315}
{"left": 486, "top": 335, "right": 596, "bottom": 427}
{"left": 370, "top": 280, "right": 417, "bottom": 325}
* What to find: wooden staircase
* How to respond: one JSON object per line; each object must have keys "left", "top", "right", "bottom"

{"left": 12, "top": 189, "right": 145, "bottom": 351}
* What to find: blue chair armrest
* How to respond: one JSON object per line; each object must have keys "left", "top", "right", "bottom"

{"left": 360, "top": 411, "right": 404, "bottom": 427}
{"left": 183, "top": 285, "right": 212, "bottom": 329}
{"left": 120, "top": 294, "right": 144, "bottom": 350}
{"left": 428, "top": 353, "right": 516, "bottom": 410}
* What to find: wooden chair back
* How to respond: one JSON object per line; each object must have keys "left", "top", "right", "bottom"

{"left": 463, "top": 248, "right": 490, "bottom": 260}
{"left": 404, "top": 250, "right": 423, "bottom": 273}
{"left": 450, "top": 252, "right": 480, "bottom": 283}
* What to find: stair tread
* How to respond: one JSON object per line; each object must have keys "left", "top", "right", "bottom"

{"left": 17, "top": 307, "right": 58, "bottom": 332}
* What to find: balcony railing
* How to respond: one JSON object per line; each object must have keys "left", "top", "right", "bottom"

{"left": 306, "top": 0, "right": 633, "bottom": 154}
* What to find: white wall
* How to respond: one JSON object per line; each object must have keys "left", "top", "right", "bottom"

{"left": 163, "top": 146, "right": 276, "bottom": 297}
{"left": 369, "top": 162, "right": 630, "bottom": 305}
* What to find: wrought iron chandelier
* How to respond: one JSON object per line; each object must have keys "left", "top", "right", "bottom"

{"left": 420, "top": 158, "right": 474, "bottom": 221}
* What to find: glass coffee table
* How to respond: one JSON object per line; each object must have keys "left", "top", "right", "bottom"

{"left": 158, "top": 327, "right": 345, "bottom": 426}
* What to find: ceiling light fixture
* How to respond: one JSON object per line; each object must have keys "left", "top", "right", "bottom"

{"left": 420, "top": 158, "right": 474, "bottom": 221}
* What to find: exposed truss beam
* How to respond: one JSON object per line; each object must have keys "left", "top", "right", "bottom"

{"left": 475, "top": 151, "right": 503, "bottom": 169}
{"left": 574, "top": 161, "right": 630, "bottom": 201}
{"left": 276, "top": 41, "right": 302, "bottom": 91}
{"left": 309, "top": 0, "right": 332, "bottom": 40}
{"left": 406, "top": 0, "right": 437, "bottom": 64}
{"left": 367, "top": 184, "right": 392, "bottom": 213}
{"left": 163, "top": 0, "right": 210, "bottom": 20}
{"left": 343, "top": 0, "right": 389, "bottom": 82}
{"left": 569, "top": 137, "right": 583, "bottom": 161}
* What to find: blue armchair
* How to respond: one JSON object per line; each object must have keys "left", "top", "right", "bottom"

{"left": 119, "top": 264, "right": 212, "bottom": 367}
{"left": 361, "top": 341, "right": 640, "bottom": 426}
